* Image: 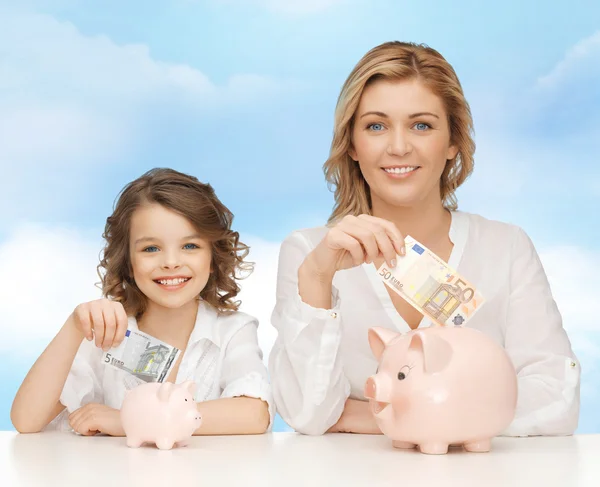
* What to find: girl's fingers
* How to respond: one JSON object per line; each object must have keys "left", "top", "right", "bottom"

{"left": 90, "top": 305, "right": 105, "bottom": 350}
{"left": 101, "top": 306, "right": 116, "bottom": 351}
{"left": 76, "top": 306, "right": 93, "bottom": 341}
{"left": 113, "top": 304, "right": 129, "bottom": 347}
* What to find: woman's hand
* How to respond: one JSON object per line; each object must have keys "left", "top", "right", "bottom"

{"left": 69, "top": 298, "right": 129, "bottom": 351}
{"left": 327, "top": 398, "right": 383, "bottom": 435}
{"left": 69, "top": 404, "right": 124, "bottom": 436}
{"left": 305, "top": 214, "right": 406, "bottom": 281}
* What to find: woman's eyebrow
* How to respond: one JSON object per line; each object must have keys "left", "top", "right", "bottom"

{"left": 408, "top": 112, "right": 439, "bottom": 119}
{"left": 360, "top": 110, "right": 389, "bottom": 119}
{"left": 359, "top": 111, "right": 440, "bottom": 119}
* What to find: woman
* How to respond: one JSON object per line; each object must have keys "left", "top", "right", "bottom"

{"left": 268, "top": 41, "right": 580, "bottom": 437}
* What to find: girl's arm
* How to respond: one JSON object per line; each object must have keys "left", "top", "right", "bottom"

{"left": 11, "top": 317, "right": 84, "bottom": 433}
{"left": 193, "top": 317, "right": 273, "bottom": 435}
{"left": 194, "top": 396, "right": 269, "bottom": 435}
{"left": 11, "top": 299, "right": 128, "bottom": 433}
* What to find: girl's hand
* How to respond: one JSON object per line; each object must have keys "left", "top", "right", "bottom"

{"left": 306, "top": 214, "right": 405, "bottom": 279}
{"left": 68, "top": 404, "right": 124, "bottom": 437}
{"left": 69, "top": 299, "right": 128, "bottom": 351}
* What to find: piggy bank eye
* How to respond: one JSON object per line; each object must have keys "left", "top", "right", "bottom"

{"left": 185, "top": 398, "right": 188, "bottom": 401}
{"left": 397, "top": 365, "right": 411, "bottom": 380}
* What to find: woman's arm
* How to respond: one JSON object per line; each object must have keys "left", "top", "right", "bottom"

{"left": 501, "top": 227, "right": 581, "bottom": 437}
{"left": 327, "top": 398, "right": 383, "bottom": 435}
{"left": 268, "top": 231, "right": 351, "bottom": 436}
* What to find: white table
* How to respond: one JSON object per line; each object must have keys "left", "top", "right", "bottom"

{"left": 1, "top": 431, "right": 598, "bottom": 487}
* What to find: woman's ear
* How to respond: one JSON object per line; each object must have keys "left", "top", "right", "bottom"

{"left": 446, "top": 144, "right": 459, "bottom": 161}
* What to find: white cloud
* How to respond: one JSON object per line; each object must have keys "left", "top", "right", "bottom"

{"left": 211, "top": 0, "right": 346, "bottom": 15}
{"left": 0, "top": 224, "right": 281, "bottom": 367}
{"left": 0, "top": 7, "right": 284, "bottom": 174}
{"left": 539, "top": 245, "right": 600, "bottom": 333}
{"left": 0, "top": 224, "right": 104, "bottom": 359}
{"left": 536, "top": 30, "right": 600, "bottom": 90}
{"left": 235, "top": 234, "right": 281, "bottom": 361}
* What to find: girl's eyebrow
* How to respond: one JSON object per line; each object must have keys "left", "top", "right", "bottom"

{"left": 134, "top": 234, "right": 203, "bottom": 245}
{"left": 134, "top": 236, "right": 157, "bottom": 245}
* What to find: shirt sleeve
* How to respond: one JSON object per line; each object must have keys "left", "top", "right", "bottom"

{"left": 267, "top": 231, "right": 351, "bottom": 436}
{"left": 500, "top": 226, "right": 581, "bottom": 437}
{"left": 219, "top": 316, "right": 276, "bottom": 430}
{"left": 43, "top": 339, "right": 105, "bottom": 432}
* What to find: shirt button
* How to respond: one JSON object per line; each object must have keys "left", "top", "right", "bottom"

{"left": 330, "top": 312, "right": 338, "bottom": 319}
{"left": 570, "top": 361, "right": 577, "bottom": 368}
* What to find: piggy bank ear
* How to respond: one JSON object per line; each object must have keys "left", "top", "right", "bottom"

{"left": 368, "top": 327, "right": 400, "bottom": 360}
{"left": 157, "top": 382, "right": 175, "bottom": 402}
{"left": 182, "top": 380, "right": 196, "bottom": 396}
{"left": 410, "top": 331, "right": 453, "bottom": 374}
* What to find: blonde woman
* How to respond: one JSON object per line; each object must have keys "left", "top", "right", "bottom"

{"left": 268, "top": 41, "right": 580, "bottom": 437}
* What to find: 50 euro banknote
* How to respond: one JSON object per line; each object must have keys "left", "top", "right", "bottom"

{"left": 376, "top": 236, "right": 485, "bottom": 327}
{"left": 101, "top": 329, "right": 181, "bottom": 383}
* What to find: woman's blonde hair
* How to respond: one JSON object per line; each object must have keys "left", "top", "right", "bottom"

{"left": 324, "top": 41, "right": 475, "bottom": 224}
{"left": 97, "top": 168, "right": 253, "bottom": 318}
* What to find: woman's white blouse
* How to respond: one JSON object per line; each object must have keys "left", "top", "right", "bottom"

{"left": 268, "top": 210, "right": 581, "bottom": 436}
{"left": 46, "top": 301, "right": 274, "bottom": 431}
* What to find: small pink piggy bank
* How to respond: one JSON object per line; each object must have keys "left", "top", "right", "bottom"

{"left": 365, "top": 326, "right": 517, "bottom": 455}
{"left": 120, "top": 380, "right": 202, "bottom": 450}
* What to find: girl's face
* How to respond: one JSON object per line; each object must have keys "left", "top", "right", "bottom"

{"left": 129, "top": 203, "right": 212, "bottom": 311}
{"left": 349, "top": 78, "right": 458, "bottom": 211}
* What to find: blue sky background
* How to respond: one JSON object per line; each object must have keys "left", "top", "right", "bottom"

{"left": 0, "top": 0, "right": 598, "bottom": 435}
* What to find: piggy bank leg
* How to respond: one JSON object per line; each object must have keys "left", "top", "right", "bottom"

{"left": 175, "top": 440, "right": 190, "bottom": 448}
{"left": 463, "top": 439, "right": 491, "bottom": 453}
{"left": 126, "top": 437, "right": 144, "bottom": 448}
{"left": 419, "top": 443, "right": 449, "bottom": 455}
{"left": 392, "top": 441, "right": 416, "bottom": 450}
{"left": 155, "top": 438, "right": 175, "bottom": 450}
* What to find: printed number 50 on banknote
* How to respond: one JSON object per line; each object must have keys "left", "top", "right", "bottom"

{"left": 377, "top": 236, "right": 485, "bottom": 327}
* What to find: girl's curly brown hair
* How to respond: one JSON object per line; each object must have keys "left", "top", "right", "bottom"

{"left": 96, "top": 167, "right": 253, "bottom": 318}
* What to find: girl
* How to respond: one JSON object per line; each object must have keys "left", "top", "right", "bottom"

{"left": 268, "top": 41, "right": 580, "bottom": 437}
{"left": 11, "top": 168, "right": 273, "bottom": 436}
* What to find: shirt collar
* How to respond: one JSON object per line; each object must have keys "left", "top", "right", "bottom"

{"left": 126, "top": 299, "right": 220, "bottom": 348}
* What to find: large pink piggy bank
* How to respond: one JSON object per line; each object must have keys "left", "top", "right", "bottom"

{"left": 120, "top": 380, "right": 202, "bottom": 450}
{"left": 364, "top": 326, "right": 517, "bottom": 455}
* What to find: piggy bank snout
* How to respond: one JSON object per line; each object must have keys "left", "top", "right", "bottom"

{"left": 364, "top": 377, "right": 377, "bottom": 399}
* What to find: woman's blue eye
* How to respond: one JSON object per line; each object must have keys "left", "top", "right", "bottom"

{"left": 143, "top": 246, "right": 159, "bottom": 252}
{"left": 368, "top": 123, "right": 384, "bottom": 131}
{"left": 183, "top": 243, "right": 199, "bottom": 250}
{"left": 414, "top": 122, "right": 430, "bottom": 131}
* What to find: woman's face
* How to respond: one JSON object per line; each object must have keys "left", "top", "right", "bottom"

{"left": 349, "top": 78, "right": 458, "bottom": 211}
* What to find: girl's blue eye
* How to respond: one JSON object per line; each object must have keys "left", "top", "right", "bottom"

{"left": 183, "top": 243, "right": 199, "bottom": 250}
{"left": 367, "top": 123, "right": 384, "bottom": 131}
{"left": 143, "top": 246, "right": 159, "bottom": 252}
{"left": 414, "top": 122, "right": 430, "bottom": 131}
